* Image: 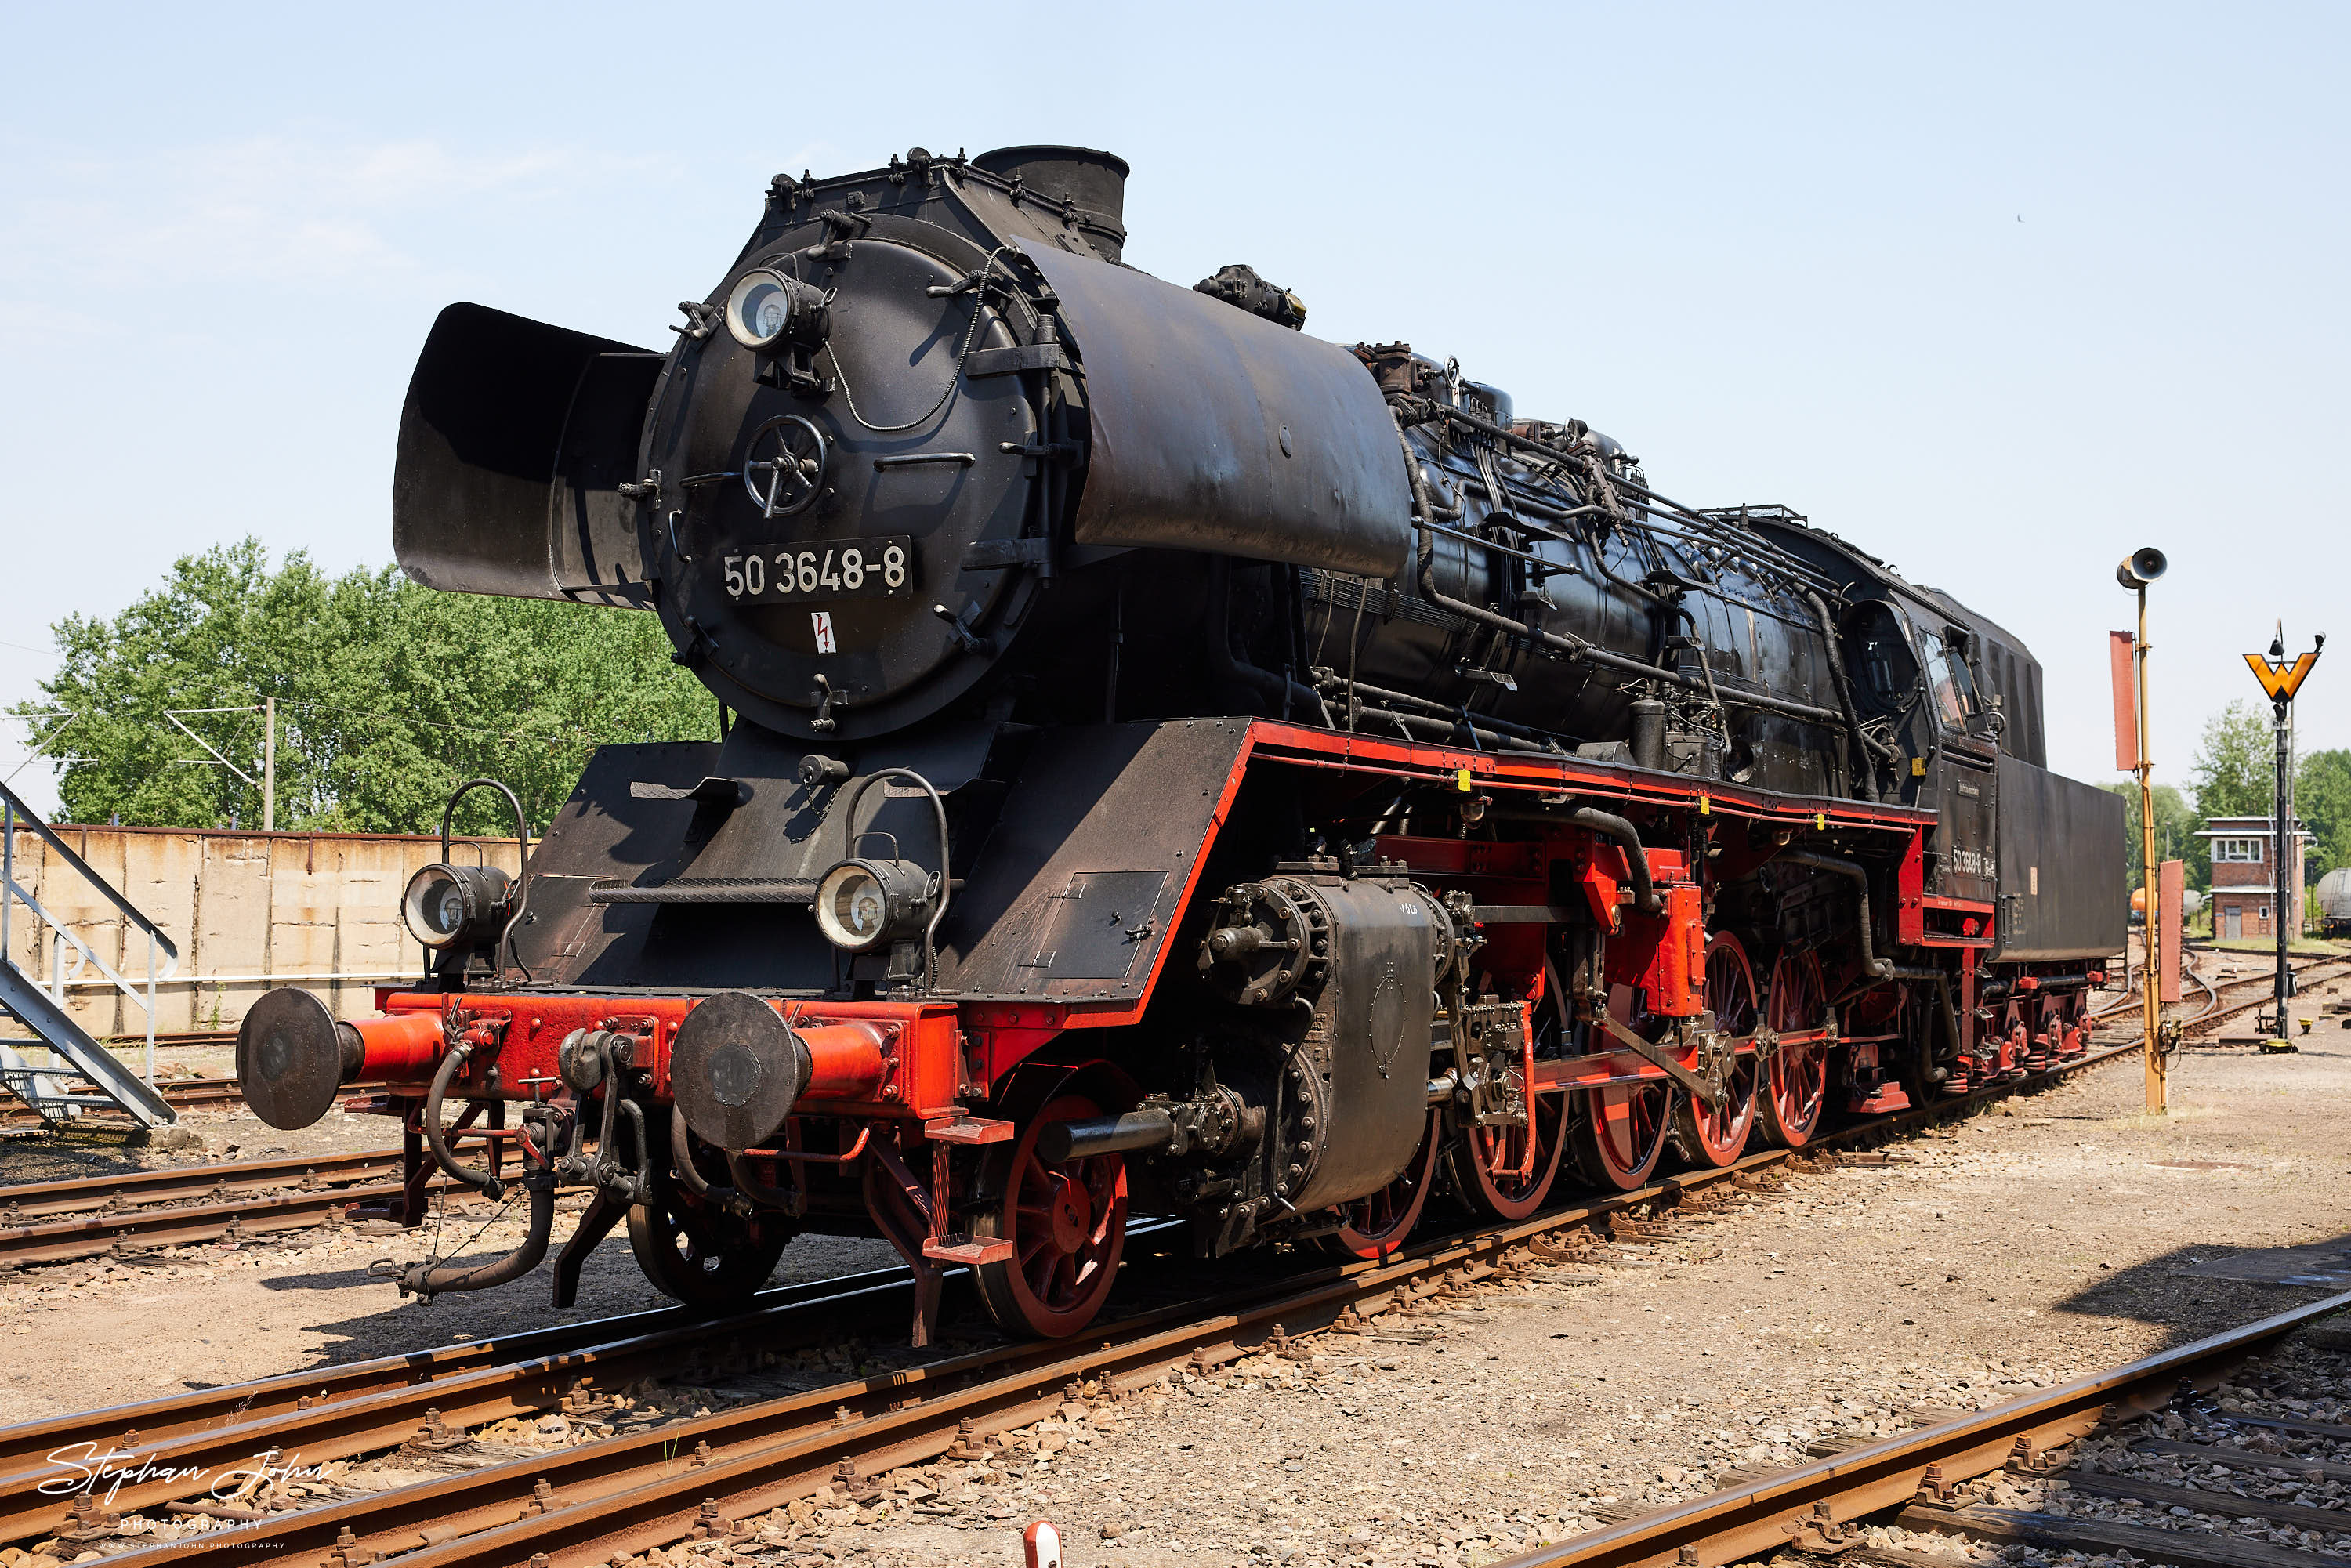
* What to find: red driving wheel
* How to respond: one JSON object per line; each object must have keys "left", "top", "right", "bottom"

{"left": 1465, "top": 1088, "right": 1568, "bottom": 1221}
{"left": 972, "top": 1092, "right": 1128, "bottom": 1339}
{"left": 1671, "top": 932, "right": 1760, "bottom": 1167}
{"left": 1571, "top": 1077, "right": 1671, "bottom": 1190}
{"left": 1757, "top": 947, "right": 1829, "bottom": 1149}
{"left": 1331, "top": 1107, "right": 1441, "bottom": 1258}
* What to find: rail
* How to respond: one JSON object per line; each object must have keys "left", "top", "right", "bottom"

{"left": 0, "top": 777, "right": 179, "bottom": 1124}
{"left": 1496, "top": 1287, "right": 2351, "bottom": 1568}
{"left": 0, "top": 1075, "right": 241, "bottom": 1133}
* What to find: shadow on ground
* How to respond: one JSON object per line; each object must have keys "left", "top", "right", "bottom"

{"left": 2052, "top": 1230, "right": 2351, "bottom": 1349}
{"left": 0, "top": 1123, "right": 179, "bottom": 1183}
{"left": 230, "top": 1223, "right": 899, "bottom": 1381}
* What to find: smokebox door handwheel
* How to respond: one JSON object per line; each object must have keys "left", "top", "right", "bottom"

{"left": 741, "top": 415, "right": 828, "bottom": 520}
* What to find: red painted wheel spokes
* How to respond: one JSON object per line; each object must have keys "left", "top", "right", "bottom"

{"left": 1466, "top": 1089, "right": 1568, "bottom": 1220}
{"left": 1331, "top": 1108, "right": 1440, "bottom": 1258}
{"left": 1759, "top": 947, "right": 1829, "bottom": 1149}
{"left": 1581, "top": 1079, "right": 1671, "bottom": 1189}
{"left": 1673, "top": 933, "right": 1760, "bottom": 1167}
{"left": 973, "top": 1092, "right": 1128, "bottom": 1338}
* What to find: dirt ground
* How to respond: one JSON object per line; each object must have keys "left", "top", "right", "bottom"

{"left": 6, "top": 999, "right": 2351, "bottom": 1567}
{"left": 0, "top": 1095, "right": 897, "bottom": 1418}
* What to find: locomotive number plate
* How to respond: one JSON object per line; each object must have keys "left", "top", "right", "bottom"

{"left": 720, "top": 538, "right": 913, "bottom": 602}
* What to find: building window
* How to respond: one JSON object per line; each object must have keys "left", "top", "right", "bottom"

{"left": 2260, "top": 907, "right": 2271, "bottom": 921}
{"left": 2213, "top": 838, "right": 2264, "bottom": 863}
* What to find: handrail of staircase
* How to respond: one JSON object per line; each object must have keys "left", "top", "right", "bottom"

{"left": 0, "top": 780, "right": 181, "bottom": 968}
{"left": 0, "top": 780, "right": 182, "bottom": 1122}
{"left": 10, "top": 877, "right": 179, "bottom": 1000}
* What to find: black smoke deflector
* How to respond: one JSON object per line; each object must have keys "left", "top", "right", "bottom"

{"left": 393, "top": 301, "right": 664, "bottom": 607}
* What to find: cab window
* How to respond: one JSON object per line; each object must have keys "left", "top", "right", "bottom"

{"left": 1842, "top": 603, "right": 1918, "bottom": 714}
{"left": 1918, "top": 628, "right": 1977, "bottom": 727}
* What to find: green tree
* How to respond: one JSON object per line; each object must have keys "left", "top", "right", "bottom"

{"left": 11, "top": 539, "right": 714, "bottom": 835}
{"left": 2190, "top": 700, "right": 2278, "bottom": 822}
{"left": 2104, "top": 780, "right": 2202, "bottom": 895}
{"left": 2300, "top": 748, "right": 2351, "bottom": 884}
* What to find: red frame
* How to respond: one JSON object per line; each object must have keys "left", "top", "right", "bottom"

{"left": 352, "top": 719, "right": 1951, "bottom": 1139}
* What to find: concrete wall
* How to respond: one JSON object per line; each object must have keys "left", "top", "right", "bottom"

{"left": 2, "top": 824, "right": 521, "bottom": 1035}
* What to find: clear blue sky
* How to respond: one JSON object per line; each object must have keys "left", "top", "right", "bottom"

{"left": 4, "top": 2, "right": 2344, "bottom": 817}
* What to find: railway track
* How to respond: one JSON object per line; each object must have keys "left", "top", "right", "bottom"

{"left": 2183, "top": 956, "right": 2351, "bottom": 1042}
{"left": 0, "top": 1148, "right": 408, "bottom": 1222}
{"left": 0, "top": 1074, "right": 244, "bottom": 1131}
{"left": 1491, "top": 1287, "right": 2351, "bottom": 1568}
{"left": 2086, "top": 951, "right": 2351, "bottom": 1038}
{"left": 1, "top": 1037, "right": 2143, "bottom": 1563}
{"left": 0, "top": 1148, "right": 446, "bottom": 1267}
{"left": 100, "top": 1030, "right": 242, "bottom": 1049}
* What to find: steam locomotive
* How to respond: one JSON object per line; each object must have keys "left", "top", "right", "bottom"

{"left": 237, "top": 144, "right": 2125, "bottom": 1342}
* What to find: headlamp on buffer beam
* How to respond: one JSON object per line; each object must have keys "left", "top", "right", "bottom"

{"left": 812, "top": 770, "right": 952, "bottom": 986}
{"left": 401, "top": 862, "right": 514, "bottom": 951}
{"left": 813, "top": 857, "right": 936, "bottom": 954}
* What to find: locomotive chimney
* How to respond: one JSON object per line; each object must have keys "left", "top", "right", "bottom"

{"left": 972, "top": 145, "right": 1130, "bottom": 261}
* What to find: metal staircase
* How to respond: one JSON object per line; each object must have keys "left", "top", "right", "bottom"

{"left": 1, "top": 780, "right": 177, "bottom": 1128}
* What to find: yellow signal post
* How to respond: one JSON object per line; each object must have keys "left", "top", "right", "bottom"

{"left": 2245, "top": 631, "right": 2324, "bottom": 1045}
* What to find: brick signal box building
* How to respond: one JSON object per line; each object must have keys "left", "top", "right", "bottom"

{"left": 2201, "top": 814, "right": 2314, "bottom": 941}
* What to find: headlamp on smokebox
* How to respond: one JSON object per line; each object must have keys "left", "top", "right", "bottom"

{"left": 401, "top": 862, "right": 514, "bottom": 952}
{"left": 723, "top": 266, "right": 832, "bottom": 397}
